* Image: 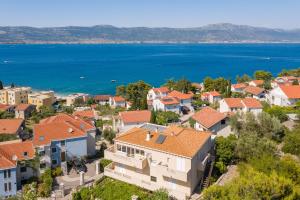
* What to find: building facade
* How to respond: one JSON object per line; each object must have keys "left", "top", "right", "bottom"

{"left": 0, "top": 87, "right": 32, "bottom": 105}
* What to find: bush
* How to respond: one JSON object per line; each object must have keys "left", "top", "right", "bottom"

{"left": 22, "top": 182, "right": 37, "bottom": 200}
{"left": 37, "top": 168, "right": 53, "bottom": 197}
{"left": 51, "top": 167, "right": 63, "bottom": 177}
{"left": 282, "top": 129, "right": 300, "bottom": 157}
{"left": 102, "top": 129, "right": 116, "bottom": 144}
{"left": 155, "top": 111, "right": 180, "bottom": 125}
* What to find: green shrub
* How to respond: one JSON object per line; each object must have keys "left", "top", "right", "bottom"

{"left": 100, "top": 159, "right": 112, "bottom": 172}
{"left": 282, "top": 129, "right": 300, "bottom": 157}
{"left": 37, "top": 168, "right": 53, "bottom": 198}
{"left": 51, "top": 166, "right": 63, "bottom": 177}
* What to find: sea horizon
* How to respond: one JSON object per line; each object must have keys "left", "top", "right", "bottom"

{"left": 1, "top": 43, "right": 300, "bottom": 95}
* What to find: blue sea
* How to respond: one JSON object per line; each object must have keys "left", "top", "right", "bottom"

{"left": 1, "top": 44, "right": 300, "bottom": 95}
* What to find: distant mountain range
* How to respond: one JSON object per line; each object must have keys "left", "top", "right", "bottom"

{"left": 1, "top": 23, "right": 300, "bottom": 44}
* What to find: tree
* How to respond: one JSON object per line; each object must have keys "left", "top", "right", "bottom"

{"left": 236, "top": 74, "right": 251, "bottom": 83}
{"left": 150, "top": 110, "right": 157, "bottom": 124}
{"left": 262, "top": 79, "right": 272, "bottom": 90}
{"left": 174, "top": 78, "right": 192, "bottom": 93}
{"left": 189, "top": 117, "right": 196, "bottom": 128}
{"left": 292, "top": 79, "right": 299, "bottom": 85}
{"left": 0, "top": 80, "right": 3, "bottom": 90}
{"left": 102, "top": 129, "right": 116, "bottom": 144}
{"left": 203, "top": 77, "right": 230, "bottom": 95}
{"left": 264, "top": 105, "right": 288, "bottom": 122}
{"left": 282, "top": 129, "right": 300, "bottom": 157}
{"left": 155, "top": 111, "right": 180, "bottom": 125}
{"left": 254, "top": 70, "right": 272, "bottom": 81}
{"left": 164, "top": 79, "right": 176, "bottom": 90}
{"left": 0, "top": 111, "right": 15, "bottom": 119}
{"left": 10, "top": 83, "right": 15, "bottom": 88}
{"left": 116, "top": 85, "right": 126, "bottom": 97}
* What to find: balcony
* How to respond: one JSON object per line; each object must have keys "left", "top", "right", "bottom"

{"left": 104, "top": 147, "right": 147, "bottom": 169}
{"left": 150, "top": 161, "right": 190, "bottom": 182}
{"left": 197, "top": 154, "right": 211, "bottom": 171}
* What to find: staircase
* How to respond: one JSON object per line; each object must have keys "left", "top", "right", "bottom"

{"left": 200, "top": 155, "right": 215, "bottom": 190}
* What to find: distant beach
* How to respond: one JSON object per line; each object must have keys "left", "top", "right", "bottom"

{"left": 1, "top": 44, "right": 300, "bottom": 95}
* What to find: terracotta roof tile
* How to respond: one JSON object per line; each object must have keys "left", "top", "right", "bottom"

{"left": 94, "top": 95, "right": 111, "bottom": 101}
{"left": 232, "top": 83, "right": 247, "bottom": 89}
{"left": 0, "top": 104, "right": 14, "bottom": 112}
{"left": 0, "top": 119, "right": 23, "bottom": 135}
{"left": 224, "top": 98, "right": 262, "bottom": 109}
{"left": 115, "top": 125, "right": 212, "bottom": 158}
{"left": 33, "top": 113, "right": 94, "bottom": 146}
{"left": 120, "top": 110, "right": 151, "bottom": 124}
{"left": 15, "top": 104, "right": 33, "bottom": 111}
{"left": 113, "top": 96, "right": 126, "bottom": 102}
{"left": 73, "top": 110, "right": 96, "bottom": 119}
{"left": 160, "top": 96, "right": 180, "bottom": 105}
{"left": 152, "top": 87, "right": 169, "bottom": 94}
{"left": 250, "top": 80, "right": 264, "bottom": 86}
{"left": 192, "top": 107, "right": 226, "bottom": 128}
{"left": 169, "top": 90, "right": 193, "bottom": 100}
{"left": 279, "top": 85, "right": 300, "bottom": 99}
{"left": 224, "top": 98, "right": 244, "bottom": 108}
{"left": 202, "top": 91, "right": 221, "bottom": 98}
{"left": 244, "top": 86, "right": 265, "bottom": 96}
{"left": 241, "top": 98, "right": 263, "bottom": 108}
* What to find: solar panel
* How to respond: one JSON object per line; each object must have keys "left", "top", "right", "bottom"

{"left": 155, "top": 134, "right": 166, "bottom": 144}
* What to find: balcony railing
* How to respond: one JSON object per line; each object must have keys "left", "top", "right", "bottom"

{"left": 150, "top": 162, "right": 190, "bottom": 182}
{"left": 104, "top": 147, "right": 147, "bottom": 169}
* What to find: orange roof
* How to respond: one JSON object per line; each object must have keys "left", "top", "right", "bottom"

{"left": 244, "top": 86, "right": 265, "bottom": 96}
{"left": 160, "top": 96, "right": 180, "bottom": 105}
{"left": 242, "top": 98, "right": 263, "bottom": 108}
{"left": 279, "top": 85, "right": 300, "bottom": 99}
{"left": 250, "top": 80, "right": 264, "bottom": 86}
{"left": 0, "top": 119, "right": 23, "bottom": 134}
{"left": 224, "top": 98, "right": 262, "bottom": 109}
{"left": 113, "top": 96, "right": 125, "bottom": 102}
{"left": 15, "top": 104, "right": 32, "bottom": 111}
{"left": 169, "top": 90, "right": 193, "bottom": 100}
{"left": 232, "top": 83, "right": 247, "bottom": 89}
{"left": 202, "top": 91, "right": 221, "bottom": 98}
{"left": 33, "top": 113, "right": 95, "bottom": 146}
{"left": 192, "top": 107, "right": 226, "bottom": 128}
{"left": 152, "top": 87, "right": 169, "bottom": 94}
{"left": 120, "top": 110, "right": 151, "bottom": 124}
{"left": 115, "top": 125, "right": 211, "bottom": 158}
{"left": 0, "top": 104, "right": 13, "bottom": 112}
{"left": 73, "top": 110, "right": 96, "bottom": 119}
{"left": 0, "top": 140, "right": 35, "bottom": 169}
{"left": 94, "top": 95, "right": 111, "bottom": 101}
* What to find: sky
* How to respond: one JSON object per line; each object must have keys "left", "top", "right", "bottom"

{"left": 0, "top": 0, "right": 299, "bottom": 29}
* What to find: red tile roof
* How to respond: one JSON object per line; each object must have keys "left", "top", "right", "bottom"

{"left": 250, "top": 80, "right": 264, "bottom": 86}
{"left": 73, "top": 110, "right": 96, "bottom": 119}
{"left": 15, "top": 104, "right": 32, "bottom": 111}
{"left": 0, "top": 104, "right": 13, "bottom": 112}
{"left": 232, "top": 83, "right": 247, "bottom": 89}
{"left": 0, "top": 140, "right": 35, "bottom": 169}
{"left": 33, "top": 113, "right": 95, "bottom": 146}
{"left": 244, "top": 86, "right": 265, "bottom": 96}
{"left": 202, "top": 91, "right": 221, "bottom": 98}
{"left": 152, "top": 87, "right": 169, "bottom": 94}
{"left": 279, "top": 85, "right": 300, "bottom": 99}
{"left": 192, "top": 107, "right": 226, "bottom": 129}
{"left": 0, "top": 119, "right": 23, "bottom": 135}
{"left": 224, "top": 98, "right": 244, "bottom": 108}
{"left": 242, "top": 98, "right": 263, "bottom": 108}
{"left": 120, "top": 110, "right": 151, "bottom": 124}
{"left": 169, "top": 90, "right": 193, "bottom": 100}
{"left": 113, "top": 96, "right": 125, "bottom": 102}
{"left": 94, "top": 95, "right": 111, "bottom": 101}
{"left": 115, "top": 125, "right": 212, "bottom": 158}
{"left": 224, "top": 98, "right": 262, "bottom": 109}
{"left": 160, "top": 96, "right": 180, "bottom": 105}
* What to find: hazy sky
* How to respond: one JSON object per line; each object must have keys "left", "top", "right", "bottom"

{"left": 1, "top": 0, "right": 299, "bottom": 29}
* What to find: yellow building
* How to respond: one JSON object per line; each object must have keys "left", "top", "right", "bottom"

{"left": 28, "top": 91, "right": 56, "bottom": 109}
{"left": 0, "top": 87, "right": 32, "bottom": 105}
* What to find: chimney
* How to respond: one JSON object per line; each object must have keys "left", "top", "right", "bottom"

{"left": 146, "top": 131, "right": 151, "bottom": 141}
{"left": 68, "top": 128, "right": 73, "bottom": 133}
{"left": 155, "top": 127, "right": 158, "bottom": 133}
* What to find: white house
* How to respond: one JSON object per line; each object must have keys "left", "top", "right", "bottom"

{"left": 168, "top": 90, "right": 194, "bottom": 113}
{"left": 147, "top": 87, "right": 169, "bottom": 101}
{"left": 243, "top": 86, "right": 265, "bottom": 99}
{"left": 153, "top": 96, "right": 180, "bottom": 114}
{"left": 201, "top": 91, "right": 222, "bottom": 104}
{"left": 219, "top": 98, "right": 263, "bottom": 115}
{"left": 109, "top": 96, "right": 126, "bottom": 108}
{"left": 231, "top": 83, "right": 247, "bottom": 93}
{"left": 268, "top": 85, "right": 300, "bottom": 106}
{"left": 192, "top": 107, "right": 230, "bottom": 137}
{"left": 271, "top": 76, "right": 300, "bottom": 88}
{"left": 116, "top": 110, "right": 151, "bottom": 133}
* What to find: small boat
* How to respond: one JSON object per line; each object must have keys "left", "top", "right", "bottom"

{"left": 3, "top": 60, "right": 9, "bottom": 63}
{"left": 80, "top": 76, "right": 85, "bottom": 79}
{"left": 111, "top": 80, "right": 117, "bottom": 83}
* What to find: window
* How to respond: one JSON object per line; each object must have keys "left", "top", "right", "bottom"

{"left": 150, "top": 176, "right": 157, "bottom": 182}
{"left": 121, "top": 146, "right": 126, "bottom": 153}
{"left": 136, "top": 149, "right": 140, "bottom": 154}
{"left": 52, "top": 159, "right": 57, "bottom": 165}
{"left": 117, "top": 144, "right": 121, "bottom": 151}
{"left": 4, "top": 183, "right": 7, "bottom": 192}
{"left": 51, "top": 147, "right": 57, "bottom": 153}
{"left": 40, "top": 163, "right": 46, "bottom": 169}
{"left": 141, "top": 150, "right": 145, "bottom": 156}
{"left": 20, "top": 166, "right": 27, "bottom": 173}
{"left": 60, "top": 140, "right": 66, "bottom": 146}
{"left": 4, "top": 169, "right": 11, "bottom": 179}
{"left": 221, "top": 119, "right": 226, "bottom": 125}
{"left": 39, "top": 151, "right": 45, "bottom": 156}
{"left": 8, "top": 183, "right": 11, "bottom": 191}
{"left": 23, "top": 152, "right": 28, "bottom": 157}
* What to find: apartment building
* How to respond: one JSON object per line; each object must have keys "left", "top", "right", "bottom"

{"left": 28, "top": 91, "right": 56, "bottom": 109}
{"left": 0, "top": 87, "right": 32, "bottom": 105}
{"left": 219, "top": 98, "right": 263, "bottom": 115}
{"left": 33, "top": 113, "right": 96, "bottom": 174}
{"left": 104, "top": 124, "right": 213, "bottom": 199}
{"left": 0, "top": 140, "right": 35, "bottom": 198}
{"left": 66, "top": 93, "right": 89, "bottom": 107}
{"left": 116, "top": 110, "right": 151, "bottom": 132}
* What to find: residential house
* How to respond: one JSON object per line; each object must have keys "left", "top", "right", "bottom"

{"left": 28, "top": 91, "right": 56, "bottom": 110}
{"left": 33, "top": 114, "right": 97, "bottom": 173}
{"left": 219, "top": 98, "right": 263, "bottom": 115}
{"left": 0, "top": 140, "right": 35, "bottom": 198}
{"left": 268, "top": 85, "right": 300, "bottom": 106}
{"left": 243, "top": 86, "right": 265, "bottom": 99}
{"left": 147, "top": 87, "right": 170, "bottom": 101}
{"left": 192, "top": 107, "right": 230, "bottom": 137}
{"left": 116, "top": 110, "right": 151, "bottom": 132}
{"left": 109, "top": 96, "right": 126, "bottom": 108}
{"left": 168, "top": 90, "right": 194, "bottom": 113}
{"left": 0, "top": 119, "right": 24, "bottom": 136}
{"left": 201, "top": 91, "right": 222, "bottom": 104}
{"left": 191, "top": 83, "right": 203, "bottom": 94}
{"left": 0, "top": 104, "right": 14, "bottom": 113}
{"left": 271, "top": 76, "right": 300, "bottom": 88}
{"left": 93, "top": 95, "right": 111, "bottom": 105}
{"left": 0, "top": 87, "right": 32, "bottom": 105}
{"left": 15, "top": 104, "right": 36, "bottom": 120}
{"left": 153, "top": 96, "right": 180, "bottom": 114}
{"left": 104, "top": 125, "right": 213, "bottom": 200}
{"left": 73, "top": 109, "right": 98, "bottom": 121}
{"left": 248, "top": 80, "right": 264, "bottom": 87}
{"left": 66, "top": 93, "right": 89, "bottom": 107}
{"left": 231, "top": 83, "right": 247, "bottom": 93}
